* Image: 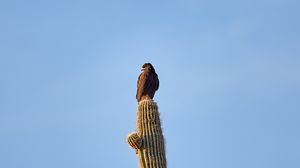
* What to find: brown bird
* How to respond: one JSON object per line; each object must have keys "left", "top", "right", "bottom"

{"left": 136, "top": 63, "right": 159, "bottom": 102}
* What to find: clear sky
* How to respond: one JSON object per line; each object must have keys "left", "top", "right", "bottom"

{"left": 1, "top": 0, "right": 299, "bottom": 168}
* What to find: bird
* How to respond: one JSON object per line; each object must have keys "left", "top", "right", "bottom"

{"left": 136, "top": 63, "right": 159, "bottom": 102}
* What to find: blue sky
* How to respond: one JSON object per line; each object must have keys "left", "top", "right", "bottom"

{"left": 0, "top": 0, "right": 299, "bottom": 168}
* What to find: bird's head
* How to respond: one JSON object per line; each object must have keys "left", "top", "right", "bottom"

{"left": 141, "top": 63, "right": 156, "bottom": 72}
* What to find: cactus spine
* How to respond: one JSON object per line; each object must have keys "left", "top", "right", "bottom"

{"left": 127, "top": 99, "right": 167, "bottom": 168}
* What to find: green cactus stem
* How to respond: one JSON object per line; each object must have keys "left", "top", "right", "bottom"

{"left": 127, "top": 99, "right": 167, "bottom": 168}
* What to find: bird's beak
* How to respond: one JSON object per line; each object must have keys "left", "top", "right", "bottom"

{"left": 141, "top": 68, "right": 145, "bottom": 71}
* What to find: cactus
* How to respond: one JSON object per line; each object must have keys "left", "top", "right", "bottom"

{"left": 126, "top": 99, "right": 167, "bottom": 168}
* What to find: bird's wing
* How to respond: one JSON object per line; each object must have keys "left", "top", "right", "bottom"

{"left": 155, "top": 74, "right": 159, "bottom": 91}
{"left": 136, "top": 73, "right": 146, "bottom": 101}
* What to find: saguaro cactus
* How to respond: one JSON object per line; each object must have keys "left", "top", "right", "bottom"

{"left": 127, "top": 99, "right": 167, "bottom": 168}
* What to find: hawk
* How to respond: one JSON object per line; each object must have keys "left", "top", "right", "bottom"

{"left": 136, "top": 63, "right": 159, "bottom": 102}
